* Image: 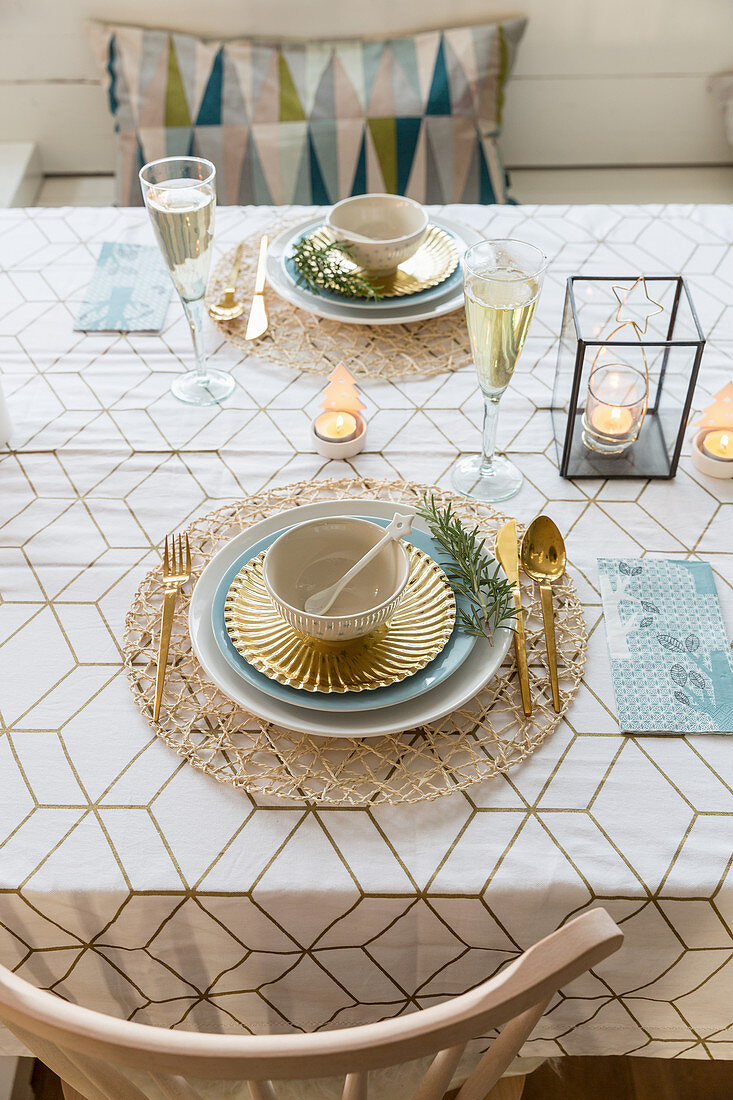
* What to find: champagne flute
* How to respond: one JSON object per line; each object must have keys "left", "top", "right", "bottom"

{"left": 452, "top": 239, "right": 547, "bottom": 502}
{"left": 139, "top": 156, "right": 235, "bottom": 406}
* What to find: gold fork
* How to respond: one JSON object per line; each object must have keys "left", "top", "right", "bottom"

{"left": 153, "top": 533, "right": 191, "bottom": 722}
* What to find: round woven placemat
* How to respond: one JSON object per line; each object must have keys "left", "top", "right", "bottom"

{"left": 123, "top": 478, "right": 587, "bottom": 806}
{"left": 206, "top": 219, "right": 473, "bottom": 380}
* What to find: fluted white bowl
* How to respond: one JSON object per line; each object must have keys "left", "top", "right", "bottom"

{"left": 263, "top": 517, "right": 410, "bottom": 641}
{"left": 326, "top": 194, "right": 428, "bottom": 275}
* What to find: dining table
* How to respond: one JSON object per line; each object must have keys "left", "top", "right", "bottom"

{"left": 0, "top": 201, "right": 732, "bottom": 1066}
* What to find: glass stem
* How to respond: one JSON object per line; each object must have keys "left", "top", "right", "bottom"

{"left": 181, "top": 297, "right": 208, "bottom": 384}
{"left": 480, "top": 393, "right": 501, "bottom": 474}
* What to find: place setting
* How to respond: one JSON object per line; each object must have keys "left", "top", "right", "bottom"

{"left": 264, "top": 194, "right": 471, "bottom": 325}
{"left": 205, "top": 191, "right": 481, "bottom": 380}
{"left": 124, "top": 476, "right": 587, "bottom": 805}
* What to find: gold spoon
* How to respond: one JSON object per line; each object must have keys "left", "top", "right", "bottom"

{"left": 209, "top": 242, "right": 245, "bottom": 321}
{"left": 520, "top": 515, "right": 566, "bottom": 713}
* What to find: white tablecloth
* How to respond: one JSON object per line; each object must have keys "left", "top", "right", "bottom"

{"left": 1, "top": 204, "right": 732, "bottom": 1061}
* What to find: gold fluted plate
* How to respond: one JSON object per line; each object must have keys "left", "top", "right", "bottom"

{"left": 224, "top": 544, "right": 456, "bottom": 693}
{"left": 303, "top": 224, "right": 459, "bottom": 298}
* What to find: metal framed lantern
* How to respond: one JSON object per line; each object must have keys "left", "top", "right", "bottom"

{"left": 552, "top": 276, "right": 705, "bottom": 479}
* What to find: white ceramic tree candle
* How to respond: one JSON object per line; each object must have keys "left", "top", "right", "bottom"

{"left": 311, "top": 364, "right": 367, "bottom": 458}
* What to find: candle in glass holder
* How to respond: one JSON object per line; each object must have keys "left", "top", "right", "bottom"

{"left": 582, "top": 363, "right": 648, "bottom": 456}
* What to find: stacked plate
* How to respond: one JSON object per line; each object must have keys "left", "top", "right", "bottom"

{"left": 189, "top": 501, "right": 512, "bottom": 738}
{"left": 266, "top": 216, "right": 482, "bottom": 325}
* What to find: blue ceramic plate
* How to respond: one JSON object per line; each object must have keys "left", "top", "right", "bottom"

{"left": 282, "top": 219, "right": 463, "bottom": 307}
{"left": 210, "top": 517, "right": 477, "bottom": 712}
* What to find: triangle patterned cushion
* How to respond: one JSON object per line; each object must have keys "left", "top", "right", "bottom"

{"left": 89, "top": 19, "right": 527, "bottom": 207}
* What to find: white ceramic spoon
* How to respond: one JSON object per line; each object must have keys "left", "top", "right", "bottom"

{"left": 304, "top": 513, "right": 414, "bottom": 616}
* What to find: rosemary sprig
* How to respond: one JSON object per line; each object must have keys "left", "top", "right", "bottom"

{"left": 292, "top": 237, "right": 382, "bottom": 300}
{"left": 417, "top": 495, "right": 517, "bottom": 642}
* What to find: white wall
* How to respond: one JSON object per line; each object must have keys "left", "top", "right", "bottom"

{"left": 1, "top": 0, "right": 732, "bottom": 174}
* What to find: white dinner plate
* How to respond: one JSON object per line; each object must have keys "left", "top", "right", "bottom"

{"left": 189, "top": 499, "right": 513, "bottom": 738}
{"left": 266, "top": 216, "right": 483, "bottom": 325}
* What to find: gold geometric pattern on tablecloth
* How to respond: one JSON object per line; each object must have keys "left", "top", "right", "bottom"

{"left": 205, "top": 225, "right": 473, "bottom": 380}
{"left": 123, "top": 478, "right": 587, "bottom": 805}
{"left": 2, "top": 205, "right": 733, "bottom": 1061}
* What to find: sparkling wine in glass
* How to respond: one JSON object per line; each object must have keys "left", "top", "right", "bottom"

{"left": 452, "top": 239, "right": 547, "bottom": 502}
{"left": 139, "top": 156, "right": 235, "bottom": 406}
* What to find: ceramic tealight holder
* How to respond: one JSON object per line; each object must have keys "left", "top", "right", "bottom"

{"left": 311, "top": 363, "right": 367, "bottom": 459}
{"left": 691, "top": 429, "right": 733, "bottom": 479}
{"left": 312, "top": 413, "right": 367, "bottom": 459}
{"left": 690, "top": 382, "right": 733, "bottom": 480}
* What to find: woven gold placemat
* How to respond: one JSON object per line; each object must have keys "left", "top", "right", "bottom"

{"left": 123, "top": 478, "right": 587, "bottom": 806}
{"left": 206, "top": 220, "right": 473, "bottom": 380}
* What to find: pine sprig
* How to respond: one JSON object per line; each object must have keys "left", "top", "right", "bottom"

{"left": 417, "top": 495, "right": 517, "bottom": 642}
{"left": 292, "top": 237, "right": 382, "bottom": 300}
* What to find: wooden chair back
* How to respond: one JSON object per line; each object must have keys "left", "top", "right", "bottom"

{"left": 0, "top": 908, "right": 622, "bottom": 1100}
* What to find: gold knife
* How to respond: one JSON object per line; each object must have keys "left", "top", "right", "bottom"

{"left": 495, "top": 519, "right": 532, "bottom": 717}
{"left": 245, "top": 234, "right": 269, "bottom": 340}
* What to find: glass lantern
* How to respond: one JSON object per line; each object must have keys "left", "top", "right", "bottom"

{"left": 552, "top": 276, "right": 706, "bottom": 478}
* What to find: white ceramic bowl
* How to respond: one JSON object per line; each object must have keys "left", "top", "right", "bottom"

{"left": 263, "top": 517, "right": 410, "bottom": 641}
{"left": 326, "top": 194, "right": 429, "bottom": 275}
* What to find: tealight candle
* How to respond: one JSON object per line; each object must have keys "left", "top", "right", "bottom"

{"left": 702, "top": 429, "right": 733, "bottom": 460}
{"left": 691, "top": 429, "right": 733, "bottom": 480}
{"left": 589, "top": 404, "right": 634, "bottom": 437}
{"left": 314, "top": 411, "right": 358, "bottom": 443}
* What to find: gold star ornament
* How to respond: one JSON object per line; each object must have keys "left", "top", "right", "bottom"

{"left": 612, "top": 276, "right": 664, "bottom": 336}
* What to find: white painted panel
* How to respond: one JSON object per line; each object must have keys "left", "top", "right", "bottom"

{"left": 1, "top": 0, "right": 732, "bottom": 81}
{"left": 0, "top": 85, "right": 117, "bottom": 174}
{"left": 511, "top": 166, "right": 733, "bottom": 203}
{"left": 501, "top": 76, "right": 733, "bottom": 166}
{"left": 0, "top": 143, "right": 42, "bottom": 206}
{"left": 36, "top": 175, "right": 116, "bottom": 206}
{"left": 1, "top": 76, "right": 729, "bottom": 176}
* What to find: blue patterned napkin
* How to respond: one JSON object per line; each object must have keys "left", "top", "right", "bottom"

{"left": 598, "top": 558, "right": 733, "bottom": 734}
{"left": 74, "top": 242, "right": 171, "bottom": 332}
